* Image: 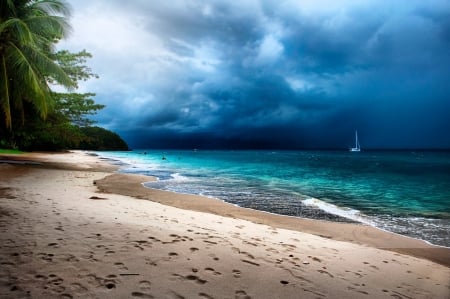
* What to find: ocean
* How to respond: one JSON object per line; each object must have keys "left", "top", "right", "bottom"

{"left": 96, "top": 150, "right": 450, "bottom": 247}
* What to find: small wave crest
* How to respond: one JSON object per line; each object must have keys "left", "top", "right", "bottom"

{"left": 169, "top": 173, "right": 192, "bottom": 182}
{"left": 369, "top": 215, "right": 450, "bottom": 248}
{"left": 302, "top": 197, "right": 374, "bottom": 225}
{"left": 301, "top": 198, "right": 450, "bottom": 247}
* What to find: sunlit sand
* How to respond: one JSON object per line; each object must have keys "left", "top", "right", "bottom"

{"left": 0, "top": 151, "right": 449, "bottom": 298}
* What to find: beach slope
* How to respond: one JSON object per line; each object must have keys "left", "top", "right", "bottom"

{"left": 0, "top": 151, "right": 449, "bottom": 298}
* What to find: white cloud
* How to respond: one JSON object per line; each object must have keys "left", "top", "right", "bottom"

{"left": 285, "top": 77, "right": 313, "bottom": 91}
{"left": 255, "top": 35, "right": 284, "bottom": 65}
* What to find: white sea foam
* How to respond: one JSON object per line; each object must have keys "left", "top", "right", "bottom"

{"left": 302, "top": 197, "right": 375, "bottom": 225}
{"left": 169, "top": 173, "right": 192, "bottom": 182}
{"left": 95, "top": 150, "right": 450, "bottom": 247}
{"left": 96, "top": 152, "right": 162, "bottom": 173}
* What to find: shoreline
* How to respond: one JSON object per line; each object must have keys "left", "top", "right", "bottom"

{"left": 1, "top": 151, "right": 449, "bottom": 298}
{"left": 143, "top": 181, "right": 450, "bottom": 250}
{"left": 94, "top": 155, "right": 450, "bottom": 260}
{"left": 3, "top": 151, "right": 450, "bottom": 263}
{"left": 95, "top": 173, "right": 450, "bottom": 267}
{"left": 99, "top": 149, "right": 450, "bottom": 249}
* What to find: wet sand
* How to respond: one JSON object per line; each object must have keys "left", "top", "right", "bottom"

{"left": 0, "top": 151, "right": 449, "bottom": 298}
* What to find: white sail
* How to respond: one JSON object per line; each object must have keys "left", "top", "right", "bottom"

{"left": 350, "top": 130, "right": 360, "bottom": 152}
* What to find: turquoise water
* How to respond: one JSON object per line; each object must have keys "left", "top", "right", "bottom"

{"left": 97, "top": 150, "right": 450, "bottom": 247}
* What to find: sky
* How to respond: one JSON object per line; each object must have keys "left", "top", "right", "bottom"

{"left": 60, "top": 0, "right": 450, "bottom": 149}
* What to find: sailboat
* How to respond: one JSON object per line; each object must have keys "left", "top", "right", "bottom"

{"left": 350, "top": 130, "right": 361, "bottom": 152}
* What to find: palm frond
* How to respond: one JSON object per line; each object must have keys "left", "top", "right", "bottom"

{"left": 32, "top": 0, "right": 72, "bottom": 18}
{"left": 7, "top": 41, "right": 52, "bottom": 118}
{"left": 0, "top": 0, "right": 74, "bottom": 129}
{"left": 23, "top": 43, "right": 75, "bottom": 89}
{"left": 27, "top": 15, "right": 72, "bottom": 41}
{"left": 0, "top": 18, "right": 35, "bottom": 46}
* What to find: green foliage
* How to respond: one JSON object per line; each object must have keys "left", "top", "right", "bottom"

{"left": 51, "top": 49, "right": 99, "bottom": 88}
{"left": 78, "top": 126, "right": 129, "bottom": 151}
{"left": 0, "top": 148, "right": 23, "bottom": 154}
{"left": 0, "top": 0, "right": 74, "bottom": 128}
{"left": 0, "top": 2, "right": 129, "bottom": 152}
{"left": 53, "top": 92, "right": 105, "bottom": 127}
{"left": 1, "top": 101, "right": 84, "bottom": 150}
{"left": 0, "top": 95, "right": 129, "bottom": 151}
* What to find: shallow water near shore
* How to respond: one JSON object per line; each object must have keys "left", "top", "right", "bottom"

{"left": 97, "top": 150, "right": 450, "bottom": 247}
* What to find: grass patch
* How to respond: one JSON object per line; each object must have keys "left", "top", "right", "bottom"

{"left": 0, "top": 149, "right": 24, "bottom": 154}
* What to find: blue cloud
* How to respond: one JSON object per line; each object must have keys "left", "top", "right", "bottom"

{"left": 65, "top": 0, "right": 450, "bottom": 149}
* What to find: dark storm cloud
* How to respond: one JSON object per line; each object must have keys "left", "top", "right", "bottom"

{"left": 65, "top": 0, "right": 450, "bottom": 149}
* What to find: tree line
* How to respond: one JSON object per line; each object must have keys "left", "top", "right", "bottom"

{"left": 0, "top": 0, "right": 129, "bottom": 151}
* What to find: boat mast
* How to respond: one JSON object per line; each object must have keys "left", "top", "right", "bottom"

{"left": 350, "top": 130, "right": 361, "bottom": 152}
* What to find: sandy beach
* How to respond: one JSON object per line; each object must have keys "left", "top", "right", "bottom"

{"left": 0, "top": 151, "right": 449, "bottom": 298}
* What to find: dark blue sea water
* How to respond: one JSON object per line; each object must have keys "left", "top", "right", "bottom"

{"left": 97, "top": 150, "right": 450, "bottom": 247}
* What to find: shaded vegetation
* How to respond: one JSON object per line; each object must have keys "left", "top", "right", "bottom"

{"left": 79, "top": 126, "right": 129, "bottom": 151}
{"left": 0, "top": 148, "right": 23, "bottom": 154}
{"left": 0, "top": 1, "right": 128, "bottom": 151}
{"left": 0, "top": 0, "right": 74, "bottom": 128}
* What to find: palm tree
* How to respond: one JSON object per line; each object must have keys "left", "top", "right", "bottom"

{"left": 0, "top": 0, "right": 75, "bottom": 129}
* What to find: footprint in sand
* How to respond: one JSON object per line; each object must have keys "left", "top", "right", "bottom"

{"left": 45, "top": 274, "right": 66, "bottom": 293}
{"left": 281, "top": 243, "right": 297, "bottom": 251}
{"left": 138, "top": 280, "right": 151, "bottom": 291}
{"left": 104, "top": 280, "right": 116, "bottom": 289}
{"left": 203, "top": 240, "right": 218, "bottom": 245}
{"left": 37, "top": 252, "right": 54, "bottom": 262}
{"left": 183, "top": 235, "right": 194, "bottom": 241}
{"left": 309, "top": 256, "right": 322, "bottom": 262}
{"left": 204, "top": 267, "right": 222, "bottom": 276}
{"left": 199, "top": 292, "right": 214, "bottom": 299}
{"left": 232, "top": 269, "right": 241, "bottom": 278}
{"left": 172, "top": 273, "right": 207, "bottom": 285}
{"left": 86, "top": 273, "right": 120, "bottom": 290}
{"left": 114, "top": 262, "right": 129, "bottom": 271}
{"left": 317, "top": 269, "right": 334, "bottom": 278}
{"left": 62, "top": 254, "right": 79, "bottom": 262}
{"left": 131, "top": 291, "right": 154, "bottom": 298}
{"left": 208, "top": 253, "right": 220, "bottom": 261}
{"left": 243, "top": 241, "right": 259, "bottom": 247}
{"left": 240, "top": 251, "right": 255, "bottom": 259}
{"left": 69, "top": 282, "right": 88, "bottom": 293}
{"left": 235, "top": 290, "right": 251, "bottom": 299}
{"left": 148, "top": 236, "right": 161, "bottom": 243}
{"left": 266, "top": 247, "right": 279, "bottom": 254}
{"left": 133, "top": 244, "right": 145, "bottom": 250}
{"left": 35, "top": 274, "right": 47, "bottom": 281}
{"left": 241, "top": 259, "right": 260, "bottom": 266}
